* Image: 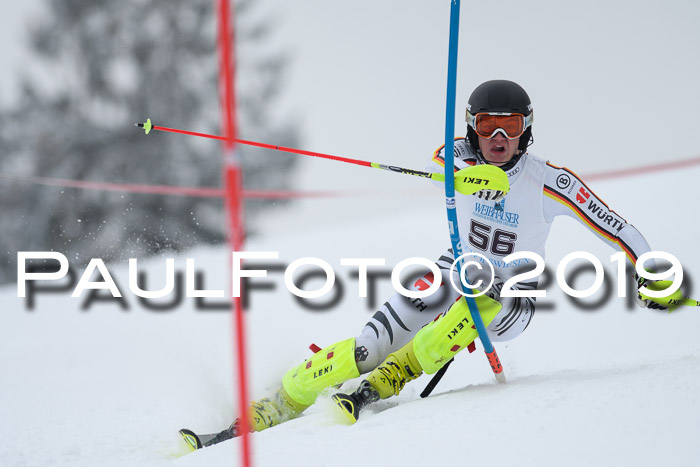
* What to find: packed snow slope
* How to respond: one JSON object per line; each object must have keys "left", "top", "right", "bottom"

{"left": 1, "top": 165, "right": 699, "bottom": 467}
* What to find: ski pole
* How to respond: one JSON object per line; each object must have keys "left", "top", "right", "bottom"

{"left": 666, "top": 297, "right": 700, "bottom": 308}
{"left": 442, "top": 0, "right": 506, "bottom": 384}
{"left": 639, "top": 281, "right": 700, "bottom": 311}
{"left": 135, "top": 119, "right": 508, "bottom": 197}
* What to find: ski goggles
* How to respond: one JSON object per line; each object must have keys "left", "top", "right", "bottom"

{"left": 466, "top": 112, "right": 533, "bottom": 139}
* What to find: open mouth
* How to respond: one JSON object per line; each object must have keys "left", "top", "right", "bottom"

{"left": 492, "top": 145, "right": 505, "bottom": 154}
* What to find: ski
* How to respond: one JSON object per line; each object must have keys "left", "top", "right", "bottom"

{"left": 179, "top": 423, "right": 239, "bottom": 451}
{"left": 332, "top": 393, "right": 361, "bottom": 424}
{"left": 179, "top": 429, "right": 204, "bottom": 451}
{"left": 331, "top": 381, "right": 380, "bottom": 424}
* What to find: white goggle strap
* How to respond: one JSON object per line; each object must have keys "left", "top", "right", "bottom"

{"left": 466, "top": 110, "right": 476, "bottom": 128}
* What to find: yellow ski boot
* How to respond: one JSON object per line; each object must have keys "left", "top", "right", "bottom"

{"left": 333, "top": 295, "right": 503, "bottom": 424}
{"left": 333, "top": 340, "right": 422, "bottom": 424}
{"left": 179, "top": 386, "right": 306, "bottom": 450}
{"left": 249, "top": 386, "right": 308, "bottom": 431}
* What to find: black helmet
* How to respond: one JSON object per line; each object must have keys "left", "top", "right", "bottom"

{"left": 465, "top": 80, "right": 533, "bottom": 154}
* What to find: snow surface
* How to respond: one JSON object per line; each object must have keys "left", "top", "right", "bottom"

{"left": 2, "top": 165, "right": 699, "bottom": 467}
{"left": 1, "top": 1, "right": 699, "bottom": 466}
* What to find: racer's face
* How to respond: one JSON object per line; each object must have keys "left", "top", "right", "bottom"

{"left": 478, "top": 132, "right": 520, "bottom": 166}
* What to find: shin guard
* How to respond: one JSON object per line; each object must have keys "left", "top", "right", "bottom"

{"left": 282, "top": 337, "right": 361, "bottom": 407}
{"left": 413, "top": 295, "right": 501, "bottom": 374}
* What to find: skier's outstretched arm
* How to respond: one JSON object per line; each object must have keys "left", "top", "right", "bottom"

{"left": 543, "top": 163, "right": 653, "bottom": 264}
{"left": 542, "top": 163, "right": 665, "bottom": 309}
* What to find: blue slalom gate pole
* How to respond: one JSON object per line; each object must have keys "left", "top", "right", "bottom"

{"left": 443, "top": 0, "right": 505, "bottom": 383}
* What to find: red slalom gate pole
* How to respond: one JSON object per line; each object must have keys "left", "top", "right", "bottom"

{"left": 215, "top": 0, "right": 252, "bottom": 466}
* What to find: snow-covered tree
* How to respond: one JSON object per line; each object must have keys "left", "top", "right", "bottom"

{"left": 0, "top": 0, "right": 298, "bottom": 283}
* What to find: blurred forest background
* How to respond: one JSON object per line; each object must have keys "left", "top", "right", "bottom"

{"left": 0, "top": 0, "right": 299, "bottom": 283}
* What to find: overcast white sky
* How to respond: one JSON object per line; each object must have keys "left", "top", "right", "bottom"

{"left": 262, "top": 1, "right": 700, "bottom": 173}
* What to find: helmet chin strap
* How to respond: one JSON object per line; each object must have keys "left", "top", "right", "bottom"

{"left": 475, "top": 149, "right": 523, "bottom": 172}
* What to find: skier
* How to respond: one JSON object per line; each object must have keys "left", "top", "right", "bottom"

{"left": 181, "top": 80, "right": 667, "bottom": 449}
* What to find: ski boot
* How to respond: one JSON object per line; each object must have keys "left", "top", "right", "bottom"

{"left": 249, "top": 388, "right": 307, "bottom": 431}
{"left": 333, "top": 339, "right": 423, "bottom": 424}
{"left": 333, "top": 295, "right": 504, "bottom": 424}
{"left": 179, "top": 387, "right": 306, "bottom": 450}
